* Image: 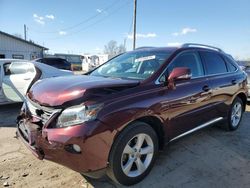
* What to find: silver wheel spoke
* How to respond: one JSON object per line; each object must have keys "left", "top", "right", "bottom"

{"left": 124, "top": 144, "right": 134, "bottom": 154}
{"left": 123, "top": 158, "right": 134, "bottom": 175}
{"left": 121, "top": 133, "right": 154, "bottom": 177}
{"left": 140, "top": 146, "right": 153, "bottom": 155}
{"left": 232, "top": 117, "right": 236, "bottom": 125}
{"left": 235, "top": 114, "right": 241, "bottom": 118}
{"left": 135, "top": 158, "right": 146, "bottom": 174}
{"left": 235, "top": 104, "right": 241, "bottom": 113}
{"left": 231, "top": 102, "right": 242, "bottom": 127}
{"left": 135, "top": 134, "right": 145, "bottom": 149}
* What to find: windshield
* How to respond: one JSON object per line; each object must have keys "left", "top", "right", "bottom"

{"left": 90, "top": 50, "right": 172, "bottom": 80}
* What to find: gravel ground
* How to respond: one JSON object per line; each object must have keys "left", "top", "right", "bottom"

{"left": 0, "top": 104, "right": 250, "bottom": 188}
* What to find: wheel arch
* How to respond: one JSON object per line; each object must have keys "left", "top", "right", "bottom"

{"left": 111, "top": 115, "right": 166, "bottom": 153}
{"left": 236, "top": 92, "right": 247, "bottom": 111}
{"left": 135, "top": 116, "right": 165, "bottom": 150}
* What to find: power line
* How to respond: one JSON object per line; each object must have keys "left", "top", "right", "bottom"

{"left": 29, "top": 0, "right": 125, "bottom": 34}
{"left": 41, "top": 0, "right": 132, "bottom": 41}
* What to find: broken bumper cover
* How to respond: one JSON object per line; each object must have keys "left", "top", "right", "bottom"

{"left": 17, "top": 119, "right": 116, "bottom": 177}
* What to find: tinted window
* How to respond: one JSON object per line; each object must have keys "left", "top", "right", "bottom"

{"left": 63, "top": 60, "right": 71, "bottom": 66}
{"left": 224, "top": 56, "right": 237, "bottom": 72}
{"left": 168, "top": 51, "right": 204, "bottom": 78}
{"left": 201, "top": 51, "right": 227, "bottom": 75}
{"left": 44, "top": 58, "right": 58, "bottom": 65}
{"left": 3, "top": 63, "right": 11, "bottom": 75}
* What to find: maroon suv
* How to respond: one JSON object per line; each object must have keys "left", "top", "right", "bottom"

{"left": 17, "top": 44, "right": 248, "bottom": 185}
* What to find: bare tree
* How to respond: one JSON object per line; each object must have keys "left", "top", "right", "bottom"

{"left": 104, "top": 40, "right": 126, "bottom": 58}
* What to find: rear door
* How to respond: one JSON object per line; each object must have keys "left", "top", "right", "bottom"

{"left": 199, "top": 50, "right": 239, "bottom": 119}
{"left": 2, "top": 62, "right": 36, "bottom": 102}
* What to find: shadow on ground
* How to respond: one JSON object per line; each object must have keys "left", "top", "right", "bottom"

{"left": 0, "top": 103, "right": 22, "bottom": 127}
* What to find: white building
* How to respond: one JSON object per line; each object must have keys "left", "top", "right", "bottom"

{"left": 0, "top": 31, "right": 48, "bottom": 60}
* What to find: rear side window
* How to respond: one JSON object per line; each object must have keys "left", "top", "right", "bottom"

{"left": 44, "top": 58, "right": 58, "bottom": 65}
{"left": 168, "top": 51, "right": 204, "bottom": 78}
{"left": 224, "top": 56, "right": 237, "bottom": 72}
{"left": 63, "top": 60, "right": 71, "bottom": 66}
{"left": 200, "top": 51, "right": 227, "bottom": 75}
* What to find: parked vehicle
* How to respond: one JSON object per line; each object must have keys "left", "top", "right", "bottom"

{"left": 17, "top": 44, "right": 248, "bottom": 185}
{"left": 0, "top": 59, "right": 73, "bottom": 104}
{"left": 243, "top": 65, "right": 250, "bottom": 102}
{"left": 237, "top": 62, "right": 250, "bottom": 103}
{"left": 53, "top": 54, "right": 83, "bottom": 71}
{"left": 34, "top": 57, "right": 72, "bottom": 71}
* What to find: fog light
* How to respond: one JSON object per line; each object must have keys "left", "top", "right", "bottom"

{"left": 73, "top": 144, "right": 81, "bottom": 153}
{"left": 65, "top": 144, "right": 82, "bottom": 154}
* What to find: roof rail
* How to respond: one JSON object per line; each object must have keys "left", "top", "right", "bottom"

{"left": 181, "top": 43, "right": 223, "bottom": 52}
{"left": 135, "top": 46, "right": 155, "bottom": 50}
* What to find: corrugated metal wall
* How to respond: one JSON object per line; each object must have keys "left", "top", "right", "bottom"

{"left": 0, "top": 33, "right": 44, "bottom": 60}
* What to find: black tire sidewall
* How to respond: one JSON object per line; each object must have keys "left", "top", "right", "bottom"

{"left": 228, "top": 97, "right": 243, "bottom": 131}
{"left": 107, "top": 121, "right": 159, "bottom": 186}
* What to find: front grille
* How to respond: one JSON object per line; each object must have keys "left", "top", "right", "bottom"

{"left": 25, "top": 98, "right": 61, "bottom": 126}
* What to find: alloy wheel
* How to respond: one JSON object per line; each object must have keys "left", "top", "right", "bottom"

{"left": 231, "top": 102, "right": 242, "bottom": 127}
{"left": 121, "top": 133, "right": 154, "bottom": 177}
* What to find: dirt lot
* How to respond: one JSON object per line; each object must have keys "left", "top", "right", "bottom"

{"left": 0, "top": 104, "right": 250, "bottom": 188}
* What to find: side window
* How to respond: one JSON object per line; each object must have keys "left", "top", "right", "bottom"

{"left": 47, "top": 59, "right": 59, "bottom": 65}
{"left": 3, "top": 63, "right": 11, "bottom": 75}
{"left": 12, "top": 54, "right": 24, "bottom": 59}
{"left": 63, "top": 60, "right": 70, "bottom": 66}
{"left": 224, "top": 56, "right": 237, "bottom": 72}
{"left": 8, "top": 62, "right": 35, "bottom": 75}
{"left": 168, "top": 51, "right": 204, "bottom": 78}
{"left": 200, "top": 51, "right": 227, "bottom": 75}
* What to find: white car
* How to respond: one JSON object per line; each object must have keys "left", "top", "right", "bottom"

{"left": 0, "top": 59, "right": 73, "bottom": 104}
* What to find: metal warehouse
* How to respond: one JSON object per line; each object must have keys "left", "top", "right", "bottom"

{"left": 0, "top": 31, "right": 48, "bottom": 60}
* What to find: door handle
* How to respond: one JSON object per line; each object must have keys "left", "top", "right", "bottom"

{"left": 24, "top": 78, "right": 31, "bottom": 80}
{"left": 232, "top": 79, "right": 237, "bottom": 85}
{"left": 202, "top": 85, "right": 210, "bottom": 92}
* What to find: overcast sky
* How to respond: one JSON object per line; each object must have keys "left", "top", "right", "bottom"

{"left": 0, "top": 0, "right": 250, "bottom": 59}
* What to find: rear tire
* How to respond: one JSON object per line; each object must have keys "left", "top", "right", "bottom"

{"left": 107, "top": 121, "right": 158, "bottom": 186}
{"left": 227, "top": 97, "right": 243, "bottom": 131}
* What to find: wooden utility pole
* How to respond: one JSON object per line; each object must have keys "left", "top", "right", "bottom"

{"left": 24, "top": 24, "right": 27, "bottom": 40}
{"left": 132, "top": 0, "right": 137, "bottom": 50}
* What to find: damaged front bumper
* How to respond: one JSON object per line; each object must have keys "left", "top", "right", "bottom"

{"left": 16, "top": 108, "right": 116, "bottom": 178}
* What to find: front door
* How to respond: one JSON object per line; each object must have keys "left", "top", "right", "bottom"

{"left": 161, "top": 50, "right": 213, "bottom": 139}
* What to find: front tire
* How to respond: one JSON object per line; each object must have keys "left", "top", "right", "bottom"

{"left": 227, "top": 97, "right": 244, "bottom": 131}
{"left": 107, "top": 121, "right": 159, "bottom": 186}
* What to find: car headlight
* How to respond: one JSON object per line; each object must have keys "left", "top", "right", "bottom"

{"left": 56, "top": 104, "right": 103, "bottom": 128}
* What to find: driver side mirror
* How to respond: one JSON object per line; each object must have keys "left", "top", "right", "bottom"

{"left": 167, "top": 67, "right": 191, "bottom": 89}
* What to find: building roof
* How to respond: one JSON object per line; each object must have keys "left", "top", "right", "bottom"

{"left": 0, "top": 30, "right": 49, "bottom": 50}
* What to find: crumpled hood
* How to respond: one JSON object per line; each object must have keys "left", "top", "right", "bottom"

{"left": 28, "top": 75, "right": 139, "bottom": 107}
